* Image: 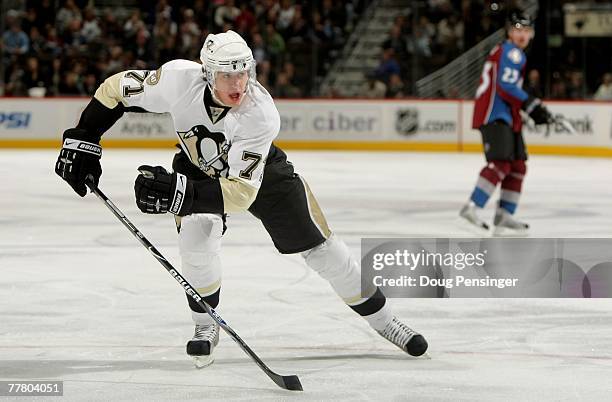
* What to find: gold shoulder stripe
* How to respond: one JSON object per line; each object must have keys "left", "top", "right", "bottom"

{"left": 94, "top": 72, "right": 126, "bottom": 109}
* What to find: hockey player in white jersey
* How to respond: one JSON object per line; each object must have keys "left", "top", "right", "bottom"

{"left": 55, "top": 30, "right": 428, "bottom": 367}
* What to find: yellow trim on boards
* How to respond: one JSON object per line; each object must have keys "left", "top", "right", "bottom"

{"left": 462, "top": 142, "right": 612, "bottom": 157}
{"left": 1, "top": 139, "right": 612, "bottom": 158}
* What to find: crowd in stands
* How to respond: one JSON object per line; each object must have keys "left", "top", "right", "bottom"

{"left": 1, "top": 0, "right": 611, "bottom": 100}
{"left": 1, "top": 0, "right": 370, "bottom": 97}
{"left": 368, "top": 0, "right": 612, "bottom": 100}
{"left": 365, "top": 0, "right": 495, "bottom": 98}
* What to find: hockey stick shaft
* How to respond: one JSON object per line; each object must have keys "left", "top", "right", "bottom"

{"left": 552, "top": 116, "right": 576, "bottom": 134}
{"left": 85, "top": 182, "right": 302, "bottom": 391}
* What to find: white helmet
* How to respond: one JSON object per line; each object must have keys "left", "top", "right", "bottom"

{"left": 200, "top": 30, "right": 256, "bottom": 89}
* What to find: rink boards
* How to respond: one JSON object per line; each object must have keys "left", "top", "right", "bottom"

{"left": 0, "top": 98, "right": 611, "bottom": 157}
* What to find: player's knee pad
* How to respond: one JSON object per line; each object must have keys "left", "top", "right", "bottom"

{"left": 179, "top": 213, "right": 223, "bottom": 264}
{"left": 301, "top": 234, "right": 365, "bottom": 302}
{"left": 490, "top": 160, "right": 512, "bottom": 178}
{"left": 178, "top": 214, "right": 223, "bottom": 292}
{"left": 302, "top": 234, "right": 354, "bottom": 279}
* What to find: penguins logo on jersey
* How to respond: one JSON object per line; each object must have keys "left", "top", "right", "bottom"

{"left": 177, "top": 125, "right": 230, "bottom": 179}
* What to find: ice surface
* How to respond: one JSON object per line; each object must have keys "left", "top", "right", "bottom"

{"left": 1, "top": 150, "right": 611, "bottom": 401}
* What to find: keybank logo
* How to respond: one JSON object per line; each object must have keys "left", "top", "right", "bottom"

{"left": 526, "top": 113, "right": 594, "bottom": 136}
{"left": 0, "top": 112, "right": 31, "bottom": 129}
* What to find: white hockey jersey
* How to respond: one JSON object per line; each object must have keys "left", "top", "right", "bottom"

{"left": 94, "top": 59, "right": 281, "bottom": 212}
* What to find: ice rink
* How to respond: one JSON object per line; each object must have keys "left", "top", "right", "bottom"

{"left": 1, "top": 149, "right": 612, "bottom": 401}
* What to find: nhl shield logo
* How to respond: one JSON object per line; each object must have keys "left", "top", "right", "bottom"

{"left": 395, "top": 108, "right": 419, "bottom": 136}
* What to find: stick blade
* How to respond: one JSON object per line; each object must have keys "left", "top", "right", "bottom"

{"left": 271, "top": 374, "right": 303, "bottom": 391}
{"left": 560, "top": 118, "right": 576, "bottom": 134}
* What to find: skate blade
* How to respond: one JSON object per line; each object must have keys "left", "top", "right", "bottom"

{"left": 193, "top": 355, "right": 214, "bottom": 369}
{"left": 493, "top": 226, "right": 529, "bottom": 237}
{"left": 456, "top": 216, "right": 490, "bottom": 236}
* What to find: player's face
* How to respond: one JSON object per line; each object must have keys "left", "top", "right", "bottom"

{"left": 509, "top": 26, "right": 533, "bottom": 49}
{"left": 214, "top": 71, "right": 249, "bottom": 106}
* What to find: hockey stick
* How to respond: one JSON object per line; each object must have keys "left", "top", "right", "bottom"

{"left": 551, "top": 115, "right": 576, "bottom": 134}
{"left": 85, "top": 181, "right": 303, "bottom": 391}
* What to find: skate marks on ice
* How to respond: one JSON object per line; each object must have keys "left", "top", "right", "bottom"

{"left": 2, "top": 151, "right": 612, "bottom": 400}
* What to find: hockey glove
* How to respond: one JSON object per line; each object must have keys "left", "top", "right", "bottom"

{"left": 134, "top": 165, "right": 193, "bottom": 216}
{"left": 523, "top": 95, "right": 553, "bottom": 125}
{"left": 55, "top": 128, "right": 102, "bottom": 197}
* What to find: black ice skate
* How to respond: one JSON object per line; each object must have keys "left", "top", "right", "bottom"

{"left": 493, "top": 208, "right": 529, "bottom": 237}
{"left": 459, "top": 202, "right": 490, "bottom": 232}
{"left": 186, "top": 322, "right": 220, "bottom": 368}
{"left": 377, "top": 317, "right": 428, "bottom": 357}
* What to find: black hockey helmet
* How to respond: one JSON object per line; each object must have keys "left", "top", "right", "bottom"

{"left": 508, "top": 12, "right": 533, "bottom": 30}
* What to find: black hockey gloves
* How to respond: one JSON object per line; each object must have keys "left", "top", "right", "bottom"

{"left": 55, "top": 128, "right": 102, "bottom": 197}
{"left": 134, "top": 165, "right": 193, "bottom": 216}
{"left": 523, "top": 95, "right": 553, "bottom": 125}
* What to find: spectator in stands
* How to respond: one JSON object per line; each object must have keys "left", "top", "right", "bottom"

{"left": 276, "top": 0, "right": 296, "bottom": 34}
{"left": 437, "top": 13, "right": 464, "bottom": 58}
{"left": 359, "top": 72, "right": 387, "bottom": 98}
{"left": 286, "top": 6, "right": 309, "bottom": 42}
{"left": 320, "top": 0, "right": 346, "bottom": 35}
{"left": 525, "top": 69, "right": 543, "bottom": 98}
{"left": 156, "top": 0, "right": 173, "bottom": 21}
{"left": 417, "top": 16, "right": 436, "bottom": 41}
{"left": 123, "top": 10, "right": 146, "bottom": 40}
{"left": 265, "top": 24, "right": 286, "bottom": 67}
{"left": 235, "top": 3, "right": 256, "bottom": 35}
{"left": 28, "top": 26, "right": 47, "bottom": 55}
{"left": 383, "top": 25, "right": 408, "bottom": 60}
{"left": 22, "top": 56, "right": 48, "bottom": 94}
{"left": 566, "top": 71, "right": 585, "bottom": 99}
{"left": 281, "top": 61, "right": 298, "bottom": 86}
{"left": 132, "top": 28, "right": 154, "bottom": 68}
{"left": 49, "top": 58, "right": 62, "bottom": 95}
{"left": 2, "top": 15, "right": 30, "bottom": 57}
{"left": 275, "top": 71, "right": 301, "bottom": 97}
{"left": 475, "top": 14, "right": 495, "bottom": 43}
{"left": 82, "top": 73, "right": 97, "bottom": 96}
{"left": 593, "top": 73, "right": 612, "bottom": 100}
{"left": 408, "top": 19, "right": 433, "bottom": 58}
{"left": 4, "top": 61, "right": 26, "bottom": 96}
{"left": 36, "top": 0, "right": 56, "bottom": 31}
{"left": 61, "top": 19, "right": 84, "bottom": 49}
{"left": 374, "top": 48, "right": 401, "bottom": 84}
{"left": 58, "top": 71, "right": 82, "bottom": 95}
{"left": 386, "top": 73, "right": 406, "bottom": 98}
{"left": 56, "top": 0, "right": 82, "bottom": 33}
{"left": 178, "top": 9, "right": 201, "bottom": 59}
{"left": 214, "top": 0, "right": 240, "bottom": 29}
{"left": 193, "top": 0, "right": 209, "bottom": 27}
{"left": 101, "top": 9, "right": 123, "bottom": 41}
{"left": 44, "top": 26, "right": 61, "bottom": 56}
{"left": 157, "top": 34, "right": 178, "bottom": 65}
{"left": 257, "top": 59, "right": 273, "bottom": 91}
{"left": 81, "top": 7, "right": 101, "bottom": 43}
{"left": 251, "top": 32, "right": 267, "bottom": 64}
{"left": 550, "top": 80, "right": 567, "bottom": 100}
{"left": 21, "top": 7, "right": 39, "bottom": 36}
